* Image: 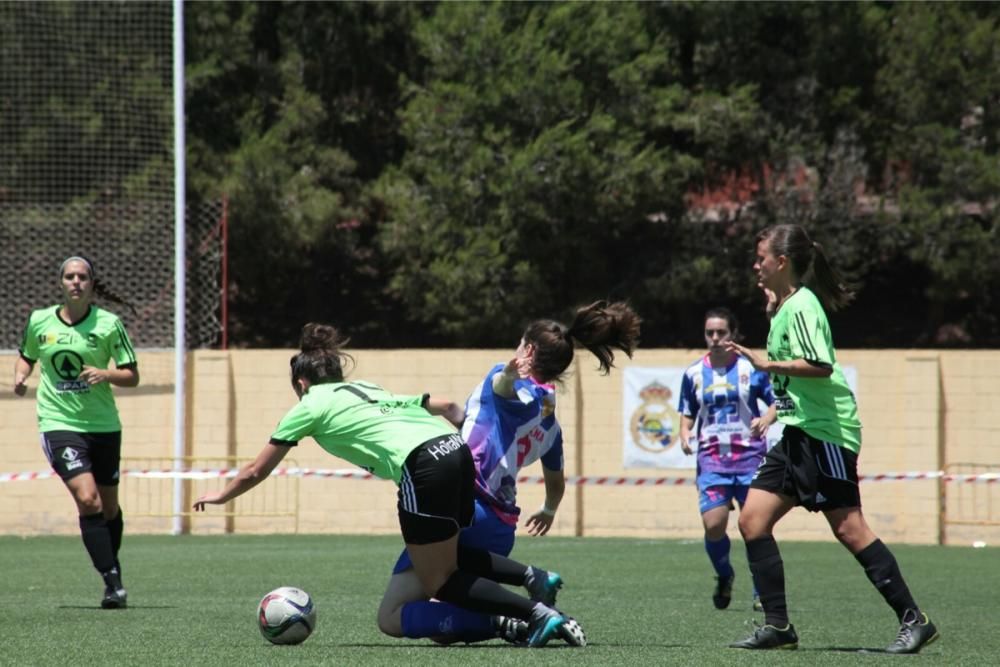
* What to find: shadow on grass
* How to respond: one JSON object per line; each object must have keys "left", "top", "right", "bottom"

{"left": 336, "top": 642, "right": 686, "bottom": 649}
{"left": 57, "top": 605, "right": 176, "bottom": 610}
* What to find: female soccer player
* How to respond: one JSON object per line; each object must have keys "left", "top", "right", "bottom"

{"left": 723, "top": 224, "right": 938, "bottom": 653}
{"left": 678, "top": 307, "right": 774, "bottom": 611}
{"left": 376, "top": 301, "right": 641, "bottom": 644}
{"left": 14, "top": 256, "right": 139, "bottom": 609}
{"left": 193, "top": 323, "right": 586, "bottom": 648}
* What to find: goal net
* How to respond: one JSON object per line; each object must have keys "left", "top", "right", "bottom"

{"left": 0, "top": 1, "right": 223, "bottom": 350}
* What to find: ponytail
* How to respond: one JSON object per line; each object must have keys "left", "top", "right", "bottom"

{"left": 757, "top": 225, "right": 854, "bottom": 311}
{"left": 60, "top": 254, "right": 137, "bottom": 316}
{"left": 526, "top": 300, "right": 641, "bottom": 382}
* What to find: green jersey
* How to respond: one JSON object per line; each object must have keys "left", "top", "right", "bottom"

{"left": 269, "top": 381, "right": 457, "bottom": 483}
{"left": 767, "top": 287, "right": 861, "bottom": 452}
{"left": 19, "top": 305, "right": 138, "bottom": 433}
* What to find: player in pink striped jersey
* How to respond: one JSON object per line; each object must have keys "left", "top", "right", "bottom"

{"left": 678, "top": 307, "right": 775, "bottom": 611}
{"left": 377, "top": 300, "right": 640, "bottom": 645}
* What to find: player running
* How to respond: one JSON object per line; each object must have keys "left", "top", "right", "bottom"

{"left": 677, "top": 307, "right": 775, "bottom": 611}
{"left": 724, "top": 224, "right": 939, "bottom": 653}
{"left": 14, "top": 256, "right": 139, "bottom": 609}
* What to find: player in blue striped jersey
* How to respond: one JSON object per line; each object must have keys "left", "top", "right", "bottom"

{"left": 377, "top": 301, "right": 640, "bottom": 645}
{"left": 677, "top": 307, "right": 775, "bottom": 611}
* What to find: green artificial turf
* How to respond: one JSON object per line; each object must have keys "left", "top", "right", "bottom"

{"left": 0, "top": 533, "right": 988, "bottom": 665}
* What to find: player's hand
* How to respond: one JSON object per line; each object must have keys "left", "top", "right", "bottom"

{"left": 524, "top": 510, "right": 555, "bottom": 536}
{"left": 763, "top": 288, "right": 778, "bottom": 318}
{"left": 680, "top": 436, "right": 695, "bottom": 455}
{"left": 723, "top": 341, "right": 768, "bottom": 371}
{"left": 13, "top": 377, "right": 28, "bottom": 396}
{"left": 192, "top": 492, "right": 226, "bottom": 512}
{"left": 79, "top": 365, "right": 109, "bottom": 385}
{"left": 750, "top": 417, "right": 769, "bottom": 438}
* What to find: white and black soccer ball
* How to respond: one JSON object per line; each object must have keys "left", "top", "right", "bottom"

{"left": 257, "top": 586, "right": 316, "bottom": 645}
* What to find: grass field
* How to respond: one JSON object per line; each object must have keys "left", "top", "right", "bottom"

{"left": 0, "top": 533, "right": 991, "bottom": 665}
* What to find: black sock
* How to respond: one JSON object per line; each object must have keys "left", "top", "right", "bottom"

{"left": 854, "top": 539, "right": 918, "bottom": 622}
{"left": 79, "top": 512, "right": 116, "bottom": 574}
{"left": 108, "top": 509, "right": 124, "bottom": 566}
{"left": 746, "top": 535, "right": 789, "bottom": 627}
{"left": 456, "top": 546, "right": 529, "bottom": 586}
{"left": 435, "top": 569, "right": 537, "bottom": 620}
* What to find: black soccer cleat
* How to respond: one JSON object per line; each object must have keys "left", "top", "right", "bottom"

{"left": 493, "top": 615, "right": 529, "bottom": 645}
{"left": 729, "top": 623, "right": 798, "bottom": 650}
{"left": 101, "top": 568, "right": 128, "bottom": 609}
{"left": 712, "top": 574, "right": 734, "bottom": 609}
{"left": 885, "top": 610, "right": 939, "bottom": 654}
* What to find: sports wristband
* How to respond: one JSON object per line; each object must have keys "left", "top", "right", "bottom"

{"left": 539, "top": 505, "right": 556, "bottom": 516}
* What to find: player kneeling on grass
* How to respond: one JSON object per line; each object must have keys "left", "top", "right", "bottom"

{"left": 723, "top": 225, "right": 939, "bottom": 654}
{"left": 193, "top": 323, "right": 585, "bottom": 648}
{"left": 377, "top": 301, "right": 639, "bottom": 645}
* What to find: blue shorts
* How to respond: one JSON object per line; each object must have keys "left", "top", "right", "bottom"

{"left": 392, "top": 497, "right": 516, "bottom": 574}
{"left": 697, "top": 470, "right": 754, "bottom": 514}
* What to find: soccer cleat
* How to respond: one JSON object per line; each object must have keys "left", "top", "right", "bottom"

{"left": 885, "top": 610, "right": 939, "bottom": 654}
{"left": 100, "top": 568, "right": 128, "bottom": 609}
{"left": 526, "top": 605, "right": 571, "bottom": 648}
{"left": 729, "top": 623, "right": 798, "bottom": 650}
{"left": 713, "top": 574, "right": 734, "bottom": 609}
{"left": 558, "top": 617, "right": 587, "bottom": 647}
{"left": 525, "top": 567, "right": 563, "bottom": 606}
{"left": 493, "top": 615, "right": 529, "bottom": 645}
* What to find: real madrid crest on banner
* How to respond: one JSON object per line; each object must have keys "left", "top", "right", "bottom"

{"left": 629, "top": 381, "right": 680, "bottom": 454}
{"left": 622, "top": 367, "right": 694, "bottom": 469}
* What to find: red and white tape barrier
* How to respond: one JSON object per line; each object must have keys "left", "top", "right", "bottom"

{"left": 1, "top": 468, "right": 998, "bottom": 485}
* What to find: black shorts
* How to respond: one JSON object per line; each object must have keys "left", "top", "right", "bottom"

{"left": 397, "top": 433, "right": 475, "bottom": 545}
{"left": 750, "top": 426, "right": 861, "bottom": 512}
{"left": 41, "top": 431, "right": 122, "bottom": 486}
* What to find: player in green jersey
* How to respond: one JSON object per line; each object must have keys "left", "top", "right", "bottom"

{"left": 14, "top": 256, "right": 139, "bottom": 609}
{"left": 193, "top": 323, "right": 586, "bottom": 648}
{"left": 723, "top": 225, "right": 938, "bottom": 654}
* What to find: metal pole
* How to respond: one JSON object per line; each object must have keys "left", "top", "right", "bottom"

{"left": 172, "top": 0, "right": 187, "bottom": 536}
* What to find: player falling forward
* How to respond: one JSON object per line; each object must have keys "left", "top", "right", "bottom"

{"left": 377, "top": 300, "right": 640, "bottom": 645}
{"left": 194, "top": 323, "right": 584, "bottom": 648}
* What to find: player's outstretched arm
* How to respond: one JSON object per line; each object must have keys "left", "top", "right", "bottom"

{"left": 193, "top": 443, "right": 289, "bottom": 510}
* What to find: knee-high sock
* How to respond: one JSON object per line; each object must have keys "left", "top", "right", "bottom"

{"left": 108, "top": 509, "right": 124, "bottom": 562}
{"left": 705, "top": 535, "right": 734, "bottom": 578}
{"left": 854, "top": 539, "right": 919, "bottom": 622}
{"left": 79, "top": 512, "right": 116, "bottom": 574}
{"left": 400, "top": 600, "right": 495, "bottom": 642}
{"left": 435, "top": 570, "right": 536, "bottom": 620}
{"left": 746, "top": 535, "right": 789, "bottom": 627}
{"left": 456, "top": 547, "right": 530, "bottom": 586}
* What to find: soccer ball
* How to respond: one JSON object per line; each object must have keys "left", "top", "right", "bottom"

{"left": 257, "top": 586, "right": 316, "bottom": 645}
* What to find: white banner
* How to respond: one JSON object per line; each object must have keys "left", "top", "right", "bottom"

{"left": 622, "top": 364, "right": 858, "bottom": 469}
{"left": 622, "top": 366, "right": 693, "bottom": 469}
